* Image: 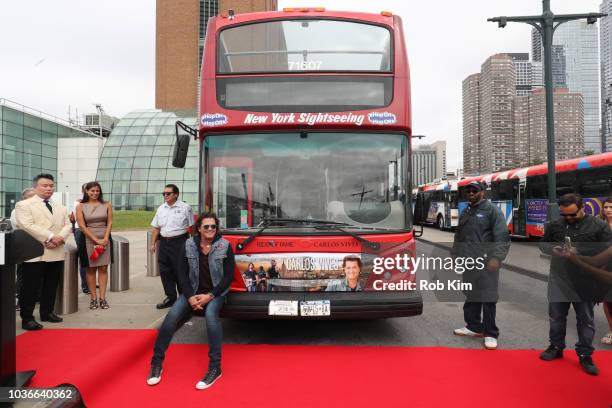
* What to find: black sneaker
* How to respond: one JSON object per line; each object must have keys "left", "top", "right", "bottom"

{"left": 195, "top": 367, "right": 222, "bottom": 390}
{"left": 540, "top": 345, "right": 563, "bottom": 361}
{"left": 147, "top": 365, "right": 163, "bottom": 386}
{"left": 578, "top": 355, "right": 599, "bottom": 376}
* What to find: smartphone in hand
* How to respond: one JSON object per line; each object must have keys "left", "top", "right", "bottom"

{"left": 564, "top": 236, "right": 572, "bottom": 252}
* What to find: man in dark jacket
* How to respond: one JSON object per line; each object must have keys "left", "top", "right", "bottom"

{"left": 452, "top": 181, "right": 510, "bottom": 350}
{"left": 538, "top": 193, "right": 612, "bottom": 376}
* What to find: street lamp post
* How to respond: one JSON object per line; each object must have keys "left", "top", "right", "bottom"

{"left": 488, "top": 0, "right": 606, "bottom": 221}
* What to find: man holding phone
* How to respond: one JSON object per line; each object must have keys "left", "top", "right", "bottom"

{"left": 539, "top": 193, "right": 612, "bottom": 376}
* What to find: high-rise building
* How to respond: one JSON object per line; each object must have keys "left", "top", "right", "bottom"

{"left": 462, "top": 53, "right": 585, "bottom": 176}
{"left": 532, "top": 29, "right": 542, "bottom": 62}
{"left": 600, "top": 0, "right": 612, "bottom": 151}
{"left": 462, "top": 73, "right": 480, "bottom": 175}
{"left": 412, "top": 141, "right": 446, "bottom": 186}
{"left": 156, "top": 0, "right": 277, "bottom": 111}
{"left": 479, "top": 54, "right": 516, "bottom": 173}
{"left": 514, "top": 88, "right": 584, "bottom": 167}
{"left": 509, "top": 53, "right": 543, "bottom": 96}
{"left": 532, "top": 22, "right": 600, "bottom": 152}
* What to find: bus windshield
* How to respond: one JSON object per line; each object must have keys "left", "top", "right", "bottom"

{"left": 218, "top": 19, "right": 392, "bottom": 73}
{"left": 205, "top": 132, "right": 409, "bottom": 231}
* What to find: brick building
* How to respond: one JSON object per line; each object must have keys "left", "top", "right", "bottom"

{"left": 155, "top": 0, "right": 277, "bottom": 110}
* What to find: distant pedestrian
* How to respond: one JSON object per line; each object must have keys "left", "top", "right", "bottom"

{"left": 10, "top": 188, "right": 35, "bottom": 229}
{"left": 15, "top": 174, "right": 71, "bottom": 330}
{"left": 150, "top": 184, "right": 194, "bottom": 309}
{"left": 598, "top": 197, "right": 612, "bottom": 345}
{"left": 539, "top": 193, "right": 612, "bottom": 376}
{"left": 452, "top": 181, "right": 510, "bottom": 350}
{"left": 72, "top": 183, "right": 90, "bottom": 294}
{"left": 76, "top": 181, "right": 113, "bottom": 310}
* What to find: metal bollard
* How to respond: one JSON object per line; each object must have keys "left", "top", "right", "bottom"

{"left": 146, "top": 230, "right": 160, "bottom": 277}
{"left": 55, "top": 241, "right": 79, "bottom": 315}
{"left": 110, "top": 235, "right": 130, "bottom": 292}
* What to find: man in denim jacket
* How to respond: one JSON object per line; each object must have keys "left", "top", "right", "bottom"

{"left": 147, "top": 212, "right": 234, "bottom": 389}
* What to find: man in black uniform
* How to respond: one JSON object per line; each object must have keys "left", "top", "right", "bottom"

{"left": 452, "top": 181, "right": 510, "bottom": 350}
{"left": 539, "top": 193, "right": 612, "bottom": 376}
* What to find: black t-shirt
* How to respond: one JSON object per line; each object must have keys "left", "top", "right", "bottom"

{"left": 197, "top": 252, "right": 214, "bottom": 295}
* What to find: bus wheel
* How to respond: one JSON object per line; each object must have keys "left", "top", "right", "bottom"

{"left": 437, "top": 215, "right": 444, "bottom": 231}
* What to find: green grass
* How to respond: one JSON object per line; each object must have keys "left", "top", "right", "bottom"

{"left": 112, "top": 210, "right": 155, "bottom": 231}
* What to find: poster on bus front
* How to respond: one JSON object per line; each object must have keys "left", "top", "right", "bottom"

{"left": 235, "top": 252, "right": 373, "bottom": 292}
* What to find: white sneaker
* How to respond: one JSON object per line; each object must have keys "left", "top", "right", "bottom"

{"left": 453, "top": 327, "right": 483, "bottom": 337}
{"left": 484, "top": 337, "right": 498, "bottom": 350}
{"left": 195, "top": 367, "right": 222, "bottom": 390}
{"left": 147, "top": 366, "right": 162, "bottom": 386}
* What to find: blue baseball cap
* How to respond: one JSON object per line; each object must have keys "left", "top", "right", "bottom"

{"left": 466, "top": 181, "right": 485, "bottom": 191}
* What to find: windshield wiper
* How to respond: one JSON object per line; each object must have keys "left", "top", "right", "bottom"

{"left": 262, "top": 217, "right": 349, "bottom": 226}
{"left": 236, "top": 217, "right": 328, "bottom": 250}
{"left": 236, "top": 218, "right": 359, "bottom": 251}
{"left": 236, "top": 226, "right": 268, "bottom": 251}
{"left": 314, "top": 225, "right": 380, "bottom": 250}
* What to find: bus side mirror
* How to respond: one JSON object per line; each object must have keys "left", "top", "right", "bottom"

{"left": 172, "top": 134, "right": 190, "bottom": 168}
{"left": 173, "top": 121, "right": 198, "bottom": 168}
{"left": 413, "top": 222, "right": 423, "bottom": 238}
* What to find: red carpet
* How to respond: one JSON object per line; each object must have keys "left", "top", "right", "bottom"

{"left": 17, "top": 329, "right": 612, "bottom": 408}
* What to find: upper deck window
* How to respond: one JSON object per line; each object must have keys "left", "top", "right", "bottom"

{"left": 217, "top": 19, "right": 392, "bottom": 74}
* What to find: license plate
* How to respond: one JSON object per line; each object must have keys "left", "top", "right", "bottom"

{"left": 268, "top": 300, "right": 298, "bottom": 316}
{"left": 300, "top": 300, "right": 331, "bottom": 317}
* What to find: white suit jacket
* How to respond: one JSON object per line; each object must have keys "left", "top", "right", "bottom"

{"left": 15, "top": 195, "right": 71, "bottom": 262}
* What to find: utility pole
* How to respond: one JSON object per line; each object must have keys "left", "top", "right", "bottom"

{"left": 488, "top": 0, "right": 605, "bottom": 221}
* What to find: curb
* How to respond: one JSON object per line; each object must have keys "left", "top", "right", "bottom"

{"left": 416, "top": 237, "right": 548, "bottom": 283}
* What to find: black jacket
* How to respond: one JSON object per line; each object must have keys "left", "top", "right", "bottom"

{"left": 452, "top": 199, "right": 511, "bottom": 261}
{"left": 540, "top": 214, "right": 612, "bottom": 301}
{"left": 177, "top": 234, "right": 235, "bottom": 299}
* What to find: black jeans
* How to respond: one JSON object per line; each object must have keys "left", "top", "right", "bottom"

{"left": 20, "top": 261, "right": 63, "bottom": 321}
{"left": 464, "top": 302, "right": 499, "bottom": 338}
{"left": 549, "top": 302, "right": 595, "bottom": 356}
{"left": 157, "top": 236, "right": 188, "bottom": 301}
{"left": 152, "top": 295, "right": 225, "bottom": 369}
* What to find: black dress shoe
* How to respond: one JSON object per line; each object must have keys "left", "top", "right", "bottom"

{"left": 22, "top": 320, "right": 43, "bottom": 331}
{"left": 156, "top": 298, "right": 175, "bottom": 309}
{"left": 40, "top": 313, "right": 63, "bottom": 323}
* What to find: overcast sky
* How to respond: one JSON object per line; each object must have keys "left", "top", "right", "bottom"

{"left": 0, "top": 0, "right": 604, "bottom": 171}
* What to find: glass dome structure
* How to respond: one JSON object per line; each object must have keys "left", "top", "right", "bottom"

{"left": 96, "top": 110, "right": 198, "bottom": 211}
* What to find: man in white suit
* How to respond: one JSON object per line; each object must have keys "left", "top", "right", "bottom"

{"left": 15, "top": 174, "right": 71, "bottom": 330}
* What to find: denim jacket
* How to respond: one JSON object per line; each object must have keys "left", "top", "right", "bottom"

{"left": 180, "top": 234, "right": 234, "bottom": 299}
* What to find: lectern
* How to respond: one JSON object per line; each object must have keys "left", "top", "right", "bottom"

{"left": 0, "top": 229, "right": 44, "bottom": 388}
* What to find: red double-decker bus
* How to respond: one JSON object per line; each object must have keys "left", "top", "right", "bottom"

{"left": 174, "top": 8, "right": 422, "bottom": 318}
